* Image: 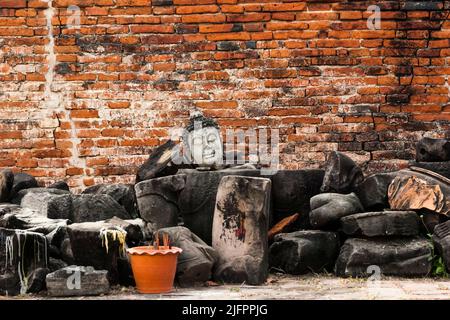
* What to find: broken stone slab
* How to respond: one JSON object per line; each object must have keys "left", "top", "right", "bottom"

{"left": 72, "top": 194, "right": 131, "bottom": 223}
{"left": 0, "top": 228, "right": 49, "bottom": 295}
{"left": 212, "top": 175, "right": 271, "bottom": 285}
{"left": 19, "top": 188, "right": 73, "bottom": 220}
{"left": 179, "top": 168, "right": 261, "bottom": 245}
{"left": 355, "top": 172, "right": 401, "bottom": 210}
{"left": 0, "top": 169, "right": 14, "bottom": 203}
{"left": 269, "top": 230, "right": 339, "bottom": 274}
{"left": 309, "top": 193, "right": 364, "bottom": 229}
{"left": 10, "top": 172, "right": 38, "bottom": 199}
{"left": 0, "top": 203, "right": 20, "bottom": 217}
{"left": 0, "top": 206, "right": 68, "bottom": 235}
{"left": 321, "top": 151, "right": 364, "bottom": 194}
{"left": 83, "top": 183, "right": 138, "bottom": 219}
{"left": 46, "top": 266, "right": 110, "bottom": 297}
{"left": 268, "top": 213, "right": 299, "bottom": 241}
{"left": 432, "top": 221, "right": 450, "bottom": 271}
{"left": 136, "top": 139, "right": 180, "bottom": 183}
{"left": 341, "top": 211, "right": 420, "bottom": 237}
{"left": 48, "top": 181, "right": 70, "bottom": 191}
{"left": 157, "top": 226, "right": 218, "bottom": 287}
{"left": 67, "top": 217, "right": 143, "bottom": 284}
{"left": 416, "top": 137, "right": 450, "bottom": 162}
{"left": 11, "top": 187, "right": 70, "bottom": 205}
{"left": 270, "top": 169, "right": 324, "bottom": 229}
{"left": 135, "top": 175, "right": 186, "bottom": 230}
{"left": 388, "top": 168, "right": 450, "bottom": 216}
{"left": 409, "top": 161, "right": 450, "bottom": 179}
{"left": 335, "top": 238, "right": 432, "bottom": 277}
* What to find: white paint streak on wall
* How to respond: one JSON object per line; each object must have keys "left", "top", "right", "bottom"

{"left": 43, "top": 0, "right": 86, "bottom": 171}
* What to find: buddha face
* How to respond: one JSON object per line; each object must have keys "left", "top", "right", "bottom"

{"left": 187, "top": 126, "right": 223, "bottom": 166}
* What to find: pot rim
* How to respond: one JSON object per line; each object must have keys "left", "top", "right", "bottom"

{"left": 127, "top": 246, "right": 183, "bottom": 256}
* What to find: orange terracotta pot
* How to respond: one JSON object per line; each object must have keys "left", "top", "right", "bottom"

{"left": 127, "top": 246, "right": 182, "bottom": 294}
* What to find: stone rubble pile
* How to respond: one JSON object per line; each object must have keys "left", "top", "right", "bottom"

{"left": 0, "top": 120, "right": 449, "bottom": 296}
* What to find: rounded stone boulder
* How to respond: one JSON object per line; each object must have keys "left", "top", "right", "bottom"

{"left": 309, "top": 192, "right": 364, "bottom": 229}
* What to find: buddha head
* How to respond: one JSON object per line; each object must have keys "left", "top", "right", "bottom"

{"left": 183, "top": 112, "right": 223, "bottom": 166}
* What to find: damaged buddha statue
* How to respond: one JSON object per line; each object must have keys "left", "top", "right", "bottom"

{"left": 135, "top": 111, "right": 260, "bottom": 244}
{"left": 182, "top": 112, "right": 224, "bottom": 170}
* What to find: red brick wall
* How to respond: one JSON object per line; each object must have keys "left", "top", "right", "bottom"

{"left": 1, "top": 0, "right": 450, "bottom": 192}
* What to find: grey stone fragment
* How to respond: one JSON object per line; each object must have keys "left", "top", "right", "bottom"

{"left": 135, "top": 175, "right": 186, "bottom": 230}
{"left": 335, "top": 238, "right": 432, "bottom": 277}
{"left": 158, "top": 226, "right": 218, "bottom": 287}
{"left": 309, "top": 192, "right": 364, "bottom": 229}
{"left": 341, "top": 211, "right": 420, "bottom": 237}
{"left": 83, "top": 183, "right": 138, "bottom": 218}
{"left": 72, "top": 194, "right": 130, "bottom": 223}
{"left": 269, "top": 230, "right": 339, "bottom": 274}
{"left": 0, "top": 228, "right": 48, "bottom": 295}
{"left": 46, "top": 266, "right": 110, "bottom": 297}
{"left": 321, "top": 151, "right": 364, "bottom": 194}
{"left": 19, "top": 188, "right": 73, "bottom": 220}
{"left": 10, "top": 172, "right": 38, "bottom": 199}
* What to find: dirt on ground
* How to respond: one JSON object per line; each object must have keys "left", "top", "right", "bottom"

{"left": 2, "top": 273, "right": 450, "bottom": 300}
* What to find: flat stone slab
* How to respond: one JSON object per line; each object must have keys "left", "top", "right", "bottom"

{"left": 46, "top": 266, "right": 110, "bottom": 297}
{"left": 341, "top": 211, "right": 420, "bottom": 237}
{"left": 335, "top": 238, "right": 432, "bottom": 278}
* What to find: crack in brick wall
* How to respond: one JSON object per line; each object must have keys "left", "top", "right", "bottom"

{"left": 0, "top": 0, "right": 449, "bottom": 192}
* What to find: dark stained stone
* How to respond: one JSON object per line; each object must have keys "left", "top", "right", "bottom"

{"left": 136, "top": 140, "right": 180, "bottom": 183}
{"left": 356, "top": 172, "right": 400, "bottom": 210}
{"left": 67, "top": 217, "right": 143, "bottom": 285}
{"left": 48, "top": 181, "right": 70, "bottom": 191}
{"left": 432, "top": 221, "right": 450, "bottom": 271}
{"left": 321, "top": 151, "right": 364, "bottom": 194}
{"left": 309, "top": 193, "right": 364, "bottom": 229}
{"left": 0, "top": 228, "right": 48, "bottom": 295}
{"left": 335, "top": 238, "right": 432, "bottom": 277}
{"left": 341, "top": 211, "right": 420, "bottom": 237}
{"left": 410, "top": 161, "right": 450, "bottom": 179}
{"left": 72, "top": 194, "right": 130, "bottom": 223}
{"left": 157, "top": 226, "right": 218, "bottom": 287}
{"left": 0, "top": 169, "right": 14, "bottom": 203}
{"left": 10, "top": 172, "right": 38, "bottom": 199}
{"left": 416, "top": 137, "right": 450, "bottom": 162}
{"left": 270, "top": 169, "right": 324, "bottom": 229}
{"left": 135, "top": 175, "right": 186, "bottom": 230}
{"left": 269, "top": 230, "right": 339, "bottom": 274}
{"left": 83, "top": 183, "right": 138, "bottom": 218}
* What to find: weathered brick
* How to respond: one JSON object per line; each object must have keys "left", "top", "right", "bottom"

{"left": 0, "top": 0, "right": 26, "bottom": 8}
{"left": 0, "top": 0, "right": 448, "bottom": 191}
